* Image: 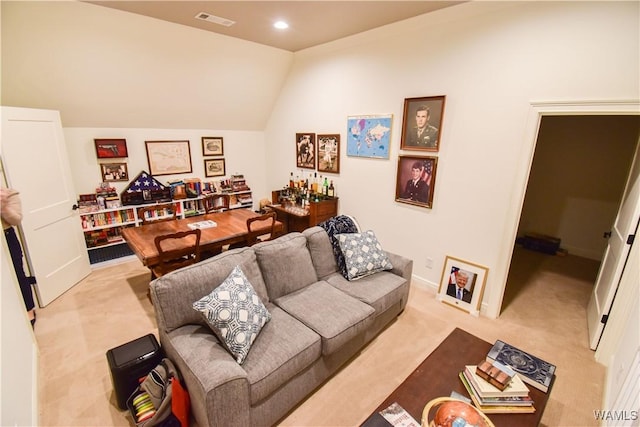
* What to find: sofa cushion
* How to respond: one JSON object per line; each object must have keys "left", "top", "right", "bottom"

{"left": 318, "top": 215, "right": 360, "bottom": 279}
{"left": 193, "top": 266, "right": 271, "bottom": 364}
{"left": 303, "top": 226, "right": 339, "bottom": 279}
{"left": 243, "top": 305, "right": 321, "bottom": 405}
{"left": 275, "top": 281, "right": 375, "bottom": 355}
{"left": 152, "top": 247, "right": 268, "bottom": 332}
{"left": 336, "top": 230, "right": 393, "bottom": 280}
{"left": 254, "top": 232, "right": 318, "bottom": 300}
{"left": 326, "top": 271, "right": 407, "bottom": 314}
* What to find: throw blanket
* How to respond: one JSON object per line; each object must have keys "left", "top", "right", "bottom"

{"left": 319, "top": 215, "right": 359, "bottom": 279}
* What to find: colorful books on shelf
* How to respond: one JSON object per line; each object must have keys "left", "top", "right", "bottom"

{"left": 486, "top": 340, "right": 556, "bottom": 393}
{"left": 459, "top": 367, "right": 535, "bottom": 414}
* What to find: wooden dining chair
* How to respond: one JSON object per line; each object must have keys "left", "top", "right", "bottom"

{"left": 203, "top": 194, "right": 230, "bottom": 214}
{"left": 138, "top": 202, "right": 178, "bottom": 225}
{"left": 151, "top": 229, "right": 202, "bottom": 278}
{"left": 245, "top": 211, "right": 278, "bottom": 246}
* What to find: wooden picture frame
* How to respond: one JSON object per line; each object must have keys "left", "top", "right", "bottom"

{"left": 204, "top": 158, "right": 226, "bottom": 177}
{"left": 437, "top": 256, "right": 489, "bottom": 317}
{"left": 296, "top": 133, "right": 316, "bottom": 169}
{"left": 94, "top": 138, "right": 128, "bottom": 159}
{"left": 145, "top": 140, "right": 192, "bottom": 176}
{"left": 346, "top": 114, "right": 393, "bottom": 159}
{"left": 202, "top": 137, "right": 224, "bottom": 156}
{"left": 99, "top": 162, "right": 128, "bottom": 182}
{"left": 400, "top": 96, "right": 445, "bottom": 152}
{"left": 317, "top": 134, "right": 340, "bottom": 174}
{"left": 395, "top": 155, "right": 438, "bottom": 209}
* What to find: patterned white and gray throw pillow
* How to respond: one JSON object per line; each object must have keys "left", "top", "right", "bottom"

{"left": 193, "top": 265, "right": 271, "bottom": 364}
{"left": 336, "top": 230, "right": 393, "bottom": 281}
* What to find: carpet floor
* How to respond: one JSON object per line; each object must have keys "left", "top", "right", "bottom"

{"left": 35, "top": 246, "right": 604, "bottom": 426}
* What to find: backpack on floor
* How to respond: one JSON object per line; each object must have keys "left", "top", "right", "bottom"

{"left": 127, "top": 358, "right": 190, "bottom": 427}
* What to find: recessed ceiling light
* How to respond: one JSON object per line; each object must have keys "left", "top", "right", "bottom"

{"left": 274, "top": 21, "right": 289, "bottom": 30}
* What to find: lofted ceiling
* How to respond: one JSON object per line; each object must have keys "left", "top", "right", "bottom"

{"left": 85, "top": 1, "right": 464, "bottom": 52}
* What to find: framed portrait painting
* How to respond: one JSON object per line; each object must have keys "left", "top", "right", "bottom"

{"left": 204, "top": 158, "right": 225, "bottom": 177}
{"left": 296, "top": 133, "right": 316, "bottom": 169}
{"left": 202, "top": 137, "right": 224, "bottom": 156}
{"left": 437, "top": 256, "right": 488, "bottom": 317}
{"left": 346, "top": 114, "right": 392, "bottom": 159}
{"left": 99, "top": 162, "right": 128, "bottom": 182}
{"left": 94, "top": 138, "right": 128, "bottom": 159}
{"left": 400, "top": 96, "right": 445, "bottom": 152}
{"left": 317, "top": 134, "right": 340, "bottom": 174}
{"left": 145, "top": 140, "right": 192, "bottom": 176}
{"left": 395, "top": 155, "right": 438, "bottom": 209}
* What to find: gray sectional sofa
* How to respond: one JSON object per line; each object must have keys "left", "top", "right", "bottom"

{"left": 150, "top": 225, "right": 413, "bottom": 427}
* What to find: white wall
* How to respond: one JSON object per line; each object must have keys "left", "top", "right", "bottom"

{"left": 64, "top": 128, "right": 270, "bottom": 208}
{"left": 1, "top": 240, "right": 38, "bottom": 426}
{"left": 1, "top": 1, "right": 293, "bottom": 130}
{"left": 264, "top": 1, "right": 640, "bottom": 317}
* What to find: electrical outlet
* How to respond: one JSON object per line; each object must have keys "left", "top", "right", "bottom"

{"left": 425, "top": 257, "right": 433, "bottom": 269}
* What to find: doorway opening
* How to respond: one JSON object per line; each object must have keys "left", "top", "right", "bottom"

{"left": 501, "top": 115, "right": 639, "bottom": 323}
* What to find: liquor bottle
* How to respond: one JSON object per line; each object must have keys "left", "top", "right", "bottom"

{"left": 289, "top": 172, "right": 294, "bottom": 188}
{"left": 312, "top": 172, "right": 318, "bottom": 194}
{"left": 323, "top": 177, "right": 329, "bottom": 195}
{"left": 328, "top": 181, "right": 335, "bottom": 197}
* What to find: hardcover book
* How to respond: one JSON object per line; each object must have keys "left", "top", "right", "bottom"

{"left": 459, "top": 373, "right": 536, "bottom": 414}
{"left": 486, "top": 340, "right": 556, "bottom": 393}
{"left": 464, "top": 366, "right": 530, "bottom": 398}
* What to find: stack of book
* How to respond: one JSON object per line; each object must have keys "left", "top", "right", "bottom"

{"left": 459, "top": 363, "right": 536, "bottom": 414}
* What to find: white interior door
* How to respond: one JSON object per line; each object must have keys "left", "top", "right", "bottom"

{"left": 1, "top": 106, "right": 90, "bottom": 306}
{"left": 587, "top": 140, "right": 640, "bottom": 350}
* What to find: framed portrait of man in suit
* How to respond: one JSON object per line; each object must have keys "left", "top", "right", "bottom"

{"left": 437, "top": 256, "right": 488, "bottom": 316}
{"left": 400, "top": 95, "right": 445, "bottom": 152}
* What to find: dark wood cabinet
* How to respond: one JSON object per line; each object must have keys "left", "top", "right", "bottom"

{"left": 269, "top": 190, "right": 338, "bottom": 233}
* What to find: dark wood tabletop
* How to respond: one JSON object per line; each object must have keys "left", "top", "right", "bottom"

{"left": 362, "top": 327, "right": 553, "bottom": 427}
{"left": 121, "top": 209, "right": 282, "bottom": 267}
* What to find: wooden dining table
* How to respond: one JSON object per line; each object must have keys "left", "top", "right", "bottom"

{"left": 121, "top": 209, "right": 283, "bottom": 268}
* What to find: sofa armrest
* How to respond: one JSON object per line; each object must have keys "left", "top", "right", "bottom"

{"left": 385, "top": 251, "right": 413, "bottom": 282}
{"left": 160, "top": 326, "right": 251, "bottom": 427}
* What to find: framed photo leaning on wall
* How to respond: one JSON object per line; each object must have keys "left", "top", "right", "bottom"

{"left": 400, "top": 95, "right": 445, "bottom": 152}
{"left": 437, "top": 256, "right": 488, "bottom": 317}
{"left": 395, "top": 155, "right": 437, "bottom": 209}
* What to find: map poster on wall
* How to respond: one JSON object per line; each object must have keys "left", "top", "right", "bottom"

{"left": 145, "top": 140, "right": 193, "bottom": 176}
{"left": 347, "top": 114, "right": 392, "bottom": 159}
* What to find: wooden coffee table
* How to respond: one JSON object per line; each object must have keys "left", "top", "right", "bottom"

{"left": 361, "top": 328, "right": 554, "bottom": 427}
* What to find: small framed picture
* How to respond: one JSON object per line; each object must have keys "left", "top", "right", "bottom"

{"left": 437, "top": 256, "right": 489, "bottom": 317}
{"left": 317, "top": 134, "right": 340, "bottom": 174}
{"left": 400, "top": 96, "right": 445, "bottom": 152}
{"left": 395, "top": 155, "right": 438, "bottom": 209}
{"left": 202, "top": 137, "right": 224, "bottom": 156}
{"left": 204, "top": 158, "right": 226, "bottom": 177}
{"left": 296, "top": 133, "right": 316, "bottom": 169}
{"left": 99, "top": 162, "right": 128, "bottom": 182}
{"left": 94, "top": 138, "right": 128, "bottom": 159}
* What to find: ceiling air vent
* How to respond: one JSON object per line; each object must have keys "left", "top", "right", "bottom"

{"left": 195, "top": 12, "right": 235, "bottom": 27}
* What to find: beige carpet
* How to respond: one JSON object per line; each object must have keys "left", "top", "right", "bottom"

{"left": 35, "top": 247, "right": 604, "bottom": 426}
